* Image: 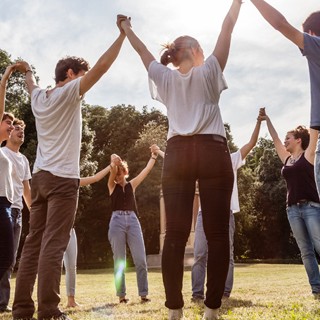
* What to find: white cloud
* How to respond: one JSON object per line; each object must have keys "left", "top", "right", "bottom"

{"left": 0, "top": 0, "right": 318, "bottom": 147}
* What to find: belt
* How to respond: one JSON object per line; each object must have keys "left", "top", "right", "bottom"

{"left": 113, "top": 210, "right": 134, "bottom": 215}
{"left": 296, "top": 199, "right": 308, "bottom": 205}
{"left": 169, "top": 134, "right": 227, "bottom": 144}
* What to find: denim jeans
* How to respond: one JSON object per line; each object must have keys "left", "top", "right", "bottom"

{"left": 108, "top": 211, "right": 148, "bottom": 297}
{"left": 191, "top": 210, "right": 235, "bottom": 299}
{"left": 287, "top": 201, "right": 320, "bottom": 293}
{"left": 13, "top": 171, "right": 79, "bottom": 320}
{"left": 315, "top": 134, "right": 320, "bottom": 198}
{"left": 0, "top": 208, "right": 22, "bottom": 309}
{"left": 0, "top": 197, "right": 13, "bottom": 282}
{"left": 63, "top": 228, "right": 77, "bottom": 297}
{"left": 161, "top": 135, "right": 234, "bottom": 310}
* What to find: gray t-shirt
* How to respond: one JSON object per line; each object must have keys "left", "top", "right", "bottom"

{"left": 302, "top": 33, "right": 320, "bottom": 130}
{"left": 31, "top": 77, "right": 83, "bottom": 178}
{"left": 148, "top": 55, "right": 228, "bottom": 140}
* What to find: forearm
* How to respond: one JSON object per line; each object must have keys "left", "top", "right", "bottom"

{"left": 250, "top": 0, "right": 288, "bottom": 31}
{"left": 265, "top": 116, "right": 279, "bottom": 141}
{"left": 221, "top": 0, "right": 242, "bottom": 35}
{"left": 95, "top": 33, "right": 126, "bottom": 72}
{"left": 80, "top": 165, "right": 111, "bottom": 187}
{"left": 122, "top": 27, "right": 155, "bottom": 70}
{"left": 240, "top": 120, "right": 261, "bottom": 158}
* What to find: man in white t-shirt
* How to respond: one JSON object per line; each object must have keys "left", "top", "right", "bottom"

{"left": 192, "top": 113, "right": 263, "bottom": 301}
{"left": 0, "top": 119, "right": 31, "bottom": 314}
{"left": 12, "top": 20, "right": 126, "bottom": 320}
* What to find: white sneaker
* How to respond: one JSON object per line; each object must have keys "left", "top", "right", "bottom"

{"left": 202, "top": 306, "right": 219, "bottom": 320}
{"left": 168, "top": 308, "right": 183, "bottom": 320}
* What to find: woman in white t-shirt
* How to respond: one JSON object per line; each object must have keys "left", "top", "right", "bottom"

{"left": 118, "top": 2, "right": 242, "bottom": 319}
{"left": 0, "top": 65, "right": 16, "bottom": 280}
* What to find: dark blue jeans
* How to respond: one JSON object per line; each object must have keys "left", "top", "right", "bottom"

{"left": 161, "top": 135, "right": 234, "bottom": 310}
{"left": 0, "top": 197, "right": 13, "bottom": 281}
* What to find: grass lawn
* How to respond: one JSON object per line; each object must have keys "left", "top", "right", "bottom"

{"left": 2, "top": 264, "right": 320, "bottom": 319}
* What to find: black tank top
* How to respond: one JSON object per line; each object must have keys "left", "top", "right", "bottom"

{"left": 281, "top": 153, "right": 319, "bottom": 206}
{"left": 111, "top": 183, "right": 138, "bottom": 213}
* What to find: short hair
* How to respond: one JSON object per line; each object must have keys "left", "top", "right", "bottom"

{"left": 13, "top": 118, "right": 26, "bottom": 128}
{"left": 160, "top": 36, "right": 200, "bottom": 67}
{"left": 2, "top": 112, "right": 14, "bottom": 122}
{"left": 303, "top": 11, "right": 320, "bottom": 36}
{"left": 54, "top": 56, "right": 90, "bottom": 84}
{"left": 287, "top": 125, "right": 310, "bottom": 150}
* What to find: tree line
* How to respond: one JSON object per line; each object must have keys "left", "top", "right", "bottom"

{"left": 0, "top": 49, "right": 300, "bottom": 269}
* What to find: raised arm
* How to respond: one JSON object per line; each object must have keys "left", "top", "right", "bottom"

{"left": 118, "top": 15, "right": 156, "bottom": 71}
{"left": 250, "top": 0, "right": 304, "bottom": 49}
{"left": 213, "top": 0, "right": 242, "bottom": 71}
{"left": 239, "top": 112, "right": 262, "bottom": 159}
{"left": 80, "top": 165, "right": 111, "bottom": 187}
{"left": 14, "top": 61, "right": 39, "bottom": 94}
{"left": 150, "top": 144, "right": 165, "bottom": 158}
{"left": 0, "top": 64, "right": 17, "bottom": 120}
{"left": 130, "top": 148, "right": 158, "bottom": 190}
{"left": 79, "top": 28, "right": 126, "bottom": 95}
{"left": 304, "top": 128, "right": 318, "bottom": 165}
{"left": 259, "top": 108, "right": 289, "bottom": 163}
{"left": 107, "top": 154, "right": 122, "bottom": 195}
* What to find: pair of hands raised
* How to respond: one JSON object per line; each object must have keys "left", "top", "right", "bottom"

{"left": 116, "top": 14, "right": 131, "bottom": 34}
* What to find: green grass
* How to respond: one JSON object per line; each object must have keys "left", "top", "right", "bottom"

{"left": 2, "top": 264, "right": 320, "bottom": 319}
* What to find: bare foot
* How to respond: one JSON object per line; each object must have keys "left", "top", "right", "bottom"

{"left": 66, "top": 296, "right": 80, "bottom": 308}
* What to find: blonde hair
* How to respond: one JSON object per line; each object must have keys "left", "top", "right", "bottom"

{"left": 160, "top": 36, "right": 200, "bottom": 67}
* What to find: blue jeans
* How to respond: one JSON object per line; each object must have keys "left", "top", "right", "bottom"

{"left": 161, "top": 135, "right": 234, "bottom": 310}
{"left": 63, "top": 228, "right": 77, "bottom": 297}
{"left": 287, "top": 202, "right": 320, "bottom": 293}
{"left": 0, "top": 208, "right": 22, "bottom": 309}
{"left": 315, "top": 134, "right": 320, "bottom": 197}
{"left": 108, "top": 211, "right": 148, "bottom": 297}
{"left": 0, "top": 197, "right": 13, "bottom": 282}
{"left": 191, "top": 210, "right": 235, "bottom": 299}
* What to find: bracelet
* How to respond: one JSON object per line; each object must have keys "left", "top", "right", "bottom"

{"left": 25, "top": 69, "right": 33, "bottom": 75}
{"left": 151, "top": 157, "right": 157, "bottom": 160}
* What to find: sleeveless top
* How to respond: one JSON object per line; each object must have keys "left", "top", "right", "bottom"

{"left": 281, "top": 153, "right": 319, "bottom": 206}
{"left": 111, "top": 183, "right": 138, "bottom": 213}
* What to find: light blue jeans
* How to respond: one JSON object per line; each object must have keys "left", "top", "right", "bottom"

{"left": 108, "top": 211, "right": 148, "bottom": 297}
{"left": 192, "top": 210, "right": 235, "bottom": 298}
{"left": 63, "top": 228, "right": 77, "bottom": 296}
{"left": 0, "top": 208, "right": 22, "bottom": 309}
{"left": 287, "top": 202, "right": 320, "bottom": 294}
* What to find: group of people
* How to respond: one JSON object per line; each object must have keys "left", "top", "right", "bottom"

{"left": 0, "top": 0, "right": 320, "bottom": 319}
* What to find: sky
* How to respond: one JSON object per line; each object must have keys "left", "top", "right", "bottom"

{"left": 0, "top": 0, "right": 319, "bottom": 148}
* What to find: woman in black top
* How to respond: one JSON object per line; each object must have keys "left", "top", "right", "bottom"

{"left": 260, "top": 108, "right": 320, "bottom": 296}
{"left": 108, "top": 148, "right": 158, "bottom": 304}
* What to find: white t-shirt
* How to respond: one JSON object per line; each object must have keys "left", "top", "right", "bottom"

{"left": 31, "top": 77, "right": 83, "bottom": 178}
{"left": 0, "top": 148, "right": 13, "bottom": 203}
{"left": 230, "top": 150, "right": 245, "bottom": 213}
{"left": 148, "top": 55, "right": 228, "bottom": 140}
{"left": 2, "top": 147, "right": 31, "bottom": 210}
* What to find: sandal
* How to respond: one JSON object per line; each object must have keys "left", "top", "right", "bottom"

{"left": 141, "top": 297, "right": 151, "bottom": 303}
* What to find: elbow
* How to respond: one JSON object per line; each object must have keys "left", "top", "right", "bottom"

{"left": 272, "top": 16, "right": 289, "bottom": 33}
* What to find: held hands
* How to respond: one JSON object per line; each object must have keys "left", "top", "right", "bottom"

{"left": 117, "top": 14, "right": 131, "bottom": 34}
{"left": 257, "top": 107, "right": 268, "bottom": 122}
{"left": 150, "top": 144, "right": 160, "bottom": 158}
{"left": 15, "top": 61, "right": 32, "bottom": 74}
{"left": 110, "top": 153, "right": 122, "bottom": 168}
{"left": 1, "top": 64, "right": 18, "bottom": 84}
